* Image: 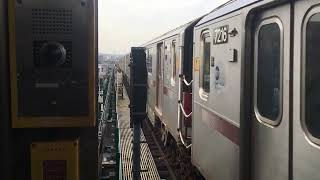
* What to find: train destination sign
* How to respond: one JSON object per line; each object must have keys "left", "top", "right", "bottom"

{"left": 213, "top": 25, "right": 229, "bottom": 44}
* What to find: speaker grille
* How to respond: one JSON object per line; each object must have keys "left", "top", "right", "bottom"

{"left": 32, "top": 8, "right": 72, "bottom": 35}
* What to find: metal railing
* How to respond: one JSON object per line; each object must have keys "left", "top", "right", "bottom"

{"left": 98, "top": 67, "right": 121, "bottom": 180}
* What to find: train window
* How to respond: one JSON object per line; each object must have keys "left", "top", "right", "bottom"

{"left": 157, "top": 45, "right": 162, "bottom": 77}
{"left": 146, "top": 49, "right": 152, "bottom": 74}
{"left": 255, "top": 21, "right": 282, "bottom": 124}
{"left": 171, "top": 41, "right": 177, "bottom": 80}
{"left": 305, "top": 13, "right": 320, "bottom": 138}
{"left": 201, "top": 32, "right": 211, "bottom": 93}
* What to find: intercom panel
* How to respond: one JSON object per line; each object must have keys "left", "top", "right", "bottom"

{"left": 9, "top": 0, "right": 96, "bottom": 128}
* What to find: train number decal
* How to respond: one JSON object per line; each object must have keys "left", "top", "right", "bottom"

{"left": 213, "top": 25, "right": 228, "bottom": 44}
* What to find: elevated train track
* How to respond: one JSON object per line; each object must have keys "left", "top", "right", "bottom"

{"left": 141, "top": 116, "right": 176, "bottom": 180}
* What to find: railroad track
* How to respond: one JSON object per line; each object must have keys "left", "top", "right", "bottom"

{"left": 142, "top": 118, "right": 177, "bottom": 180}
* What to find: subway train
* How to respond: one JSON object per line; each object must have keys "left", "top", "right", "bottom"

{"left": 118, "top": 0, "right": 320, "bottom": 179}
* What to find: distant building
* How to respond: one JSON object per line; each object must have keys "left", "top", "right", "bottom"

{"left": 98, "top": 64, "right": 109, "bottom": 88}
{"left": 98, "top": 53, "right": 123, "bottom": 64}
{"left": 98, "top": 53, "right": 123, "bottom": 89}
{"left": 99, "top": 64, "right": 108, "bottom": 78}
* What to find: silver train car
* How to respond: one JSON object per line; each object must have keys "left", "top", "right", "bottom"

{"left": 143, "top": 19, "right": 201, "bottom": 144}
{"left": 118, "top": 54, "right": 130, "bottom": 92}
{"left": 119, "top": 0, "right": 320, "bottom": 179}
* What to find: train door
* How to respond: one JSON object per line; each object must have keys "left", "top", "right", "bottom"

{"left": 293, "top": 1, "right": 320, "bottom": 180}
{"left": 156, "top": 43, "right": 163, "bottom": 114}
{"left": 251, "top": 4, "right": 291, "bottom": 180}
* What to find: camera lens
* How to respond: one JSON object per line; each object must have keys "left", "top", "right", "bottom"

{"left": 39, "top": 42, "right": 66, "bottom": 67}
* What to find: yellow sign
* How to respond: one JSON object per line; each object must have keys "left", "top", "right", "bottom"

{"left": 31, "top": 140, "right": 79, "bottom": 180}
{"left": 194, "top": 57, "right": 200, "bottom": 71}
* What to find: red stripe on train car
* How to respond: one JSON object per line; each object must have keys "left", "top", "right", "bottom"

{"left": 202, "top": 108, "right": 239, "bottom": 145}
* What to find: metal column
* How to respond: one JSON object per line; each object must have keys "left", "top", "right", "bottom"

{"left": 132, "top": 120, "right": 142, "bottom": 180}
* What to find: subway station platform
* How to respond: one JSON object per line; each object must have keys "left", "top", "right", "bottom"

{"left": 117, "top": 84, "right": 160, "bottom": 180}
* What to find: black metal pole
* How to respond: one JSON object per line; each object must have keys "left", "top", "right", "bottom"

{"left": 132, "top": 119, "right": 141, "bottom": 180}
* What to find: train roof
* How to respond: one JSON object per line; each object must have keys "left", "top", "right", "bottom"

{"left": 196, "top": 0, "right": 260, "bottom": 27}
{"left": 142, "top": 0, "right": 262, "bottom": 47}
{"left": 142, "top": 19, "right": 196, "bottom": 47}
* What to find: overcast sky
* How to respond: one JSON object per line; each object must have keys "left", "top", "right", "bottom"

{"left": 98, "top": 0, "right": 228, "bottom": 54}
